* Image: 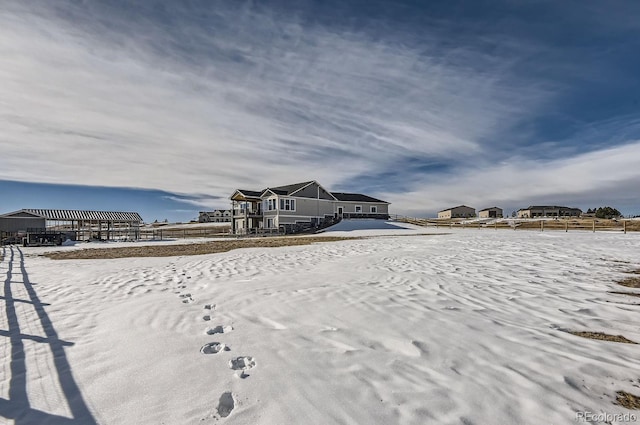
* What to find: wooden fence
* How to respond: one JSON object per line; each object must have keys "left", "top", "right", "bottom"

{"left": 395, "top": 217, "right": 639, "bottom": 234}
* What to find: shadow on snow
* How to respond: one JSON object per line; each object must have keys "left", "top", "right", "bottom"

{"left": 0, "top": 245, "right": 97, "bottom": 425}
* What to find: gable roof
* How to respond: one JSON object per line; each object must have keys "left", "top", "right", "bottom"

{"left": 438, "top": 205, "right": 475, "bottom": 213}
{"left": 229, "top": 189, "right": 262, "bottom": 199}
{"left": 236, "top": 189, "right": 262, "bottom": 197}
{"left": 0, "top": 210, "right": 45, "bottom": 219}
{"left": 268, "top": 181, "right": 315, "bottom": 195}
{"left": 260, "top": 181, "right": 338, "bottom": 200}
{"left": 261, "top": 188, "right": 288, "bottom": 196}
{"left": 331, "top": 192, "right": 388, "bottom": 203}
{"left": 479, "top": 206, "right": 502, "bottom": 212}
{"left": 232, "top": 181, "right": 385, "bottom": 203}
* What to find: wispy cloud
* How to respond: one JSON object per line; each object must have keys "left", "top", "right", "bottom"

{"left": 1, "top": 0, "right": 638, "bottom": 215}
{"left": 162, "top": 195, "right": 223, "bottom": 209}
{"left": 383, "top": 140, "right": 640, "bottom": 216}
{"left": 1, "top": 2, "right": 549, "bottom": 195}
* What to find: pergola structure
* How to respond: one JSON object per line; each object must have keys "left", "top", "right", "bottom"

{"left": 0, "top": 209, "right": 142, "bottom": 241}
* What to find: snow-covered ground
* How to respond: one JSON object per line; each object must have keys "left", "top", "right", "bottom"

{"left": 2, "top": 226, "right": 640, "bottom": 424}
{"left": 143, "top": 222, "right": 231, "bottom": 230}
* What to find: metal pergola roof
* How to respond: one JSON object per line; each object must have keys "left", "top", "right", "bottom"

{"left": 4, "top": 209, "right": 142, "bottom": 222}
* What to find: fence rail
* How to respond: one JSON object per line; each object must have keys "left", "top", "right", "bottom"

{"left": 393, "top": 217, "right": 639, "bottom": 233}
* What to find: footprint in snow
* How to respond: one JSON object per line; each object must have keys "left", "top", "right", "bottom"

{"left": 206, "top": 325, "right": 233, "bottom": 335}
{"left": 229, "top": 356, "right": 256, "bottom": 371}
{"left": 179, "top": 293, "right": 194, "bottom": 303}
{"left": 203, "top": 315, "right": 211, "bottom": 321}
{"left": 217, "top": 392, "right": 235, "bottom": 418}
{"left": 200, "top": 342, "right": 229, "bottom": 354}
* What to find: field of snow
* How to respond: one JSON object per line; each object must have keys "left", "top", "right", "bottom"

{"left": 2, "top": 225, "right": 640, "bottom": 424}
{"left": 143, "top": 222, "right": 231, "bottom": 230}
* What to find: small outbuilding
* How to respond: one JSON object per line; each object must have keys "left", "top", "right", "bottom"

{"left": 0, "top": 210, "right": 46, "bottom": 234}
{"left": 478, "top": 207, "right": 503, "bottom": 218}
{"left": 438, "top": 205, "right": 476, "bottom": 219}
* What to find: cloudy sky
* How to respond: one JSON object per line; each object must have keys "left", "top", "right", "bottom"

{"left": 1, "top": 0, "right": 639, "bottom": 221}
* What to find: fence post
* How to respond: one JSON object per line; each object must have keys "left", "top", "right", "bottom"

{"left": 541, "top": 220, "right": 544, "bottom": 232}
{"left": 592, "top": 221, "right": 595, "bottom": 233}
{"left": 565, "top": 221, "right": 568, "bottom": 232}
{"left": 624, "top": 220, "right": 627, "bottom": 234}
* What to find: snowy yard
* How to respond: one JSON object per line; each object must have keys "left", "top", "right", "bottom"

{"left": 2, "top": 224, "right": 640, "bottom": 424}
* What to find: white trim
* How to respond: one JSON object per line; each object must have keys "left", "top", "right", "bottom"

{"left": 279, "top": 198, "right": 296, "bottom": 212}
{"left": 260, "top": 188, "right": 280, "bottom": 198}
{"left": 370, "top": 206, "right": 377, "bottom": 213}
{"left": 288, "top": 181, "right": 316, "bottom": 196}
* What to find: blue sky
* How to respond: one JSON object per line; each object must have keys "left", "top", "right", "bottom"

{"left": 1, "top": 0, "right": 639, "bottom": 222}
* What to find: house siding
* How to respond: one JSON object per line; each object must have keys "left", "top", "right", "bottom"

{"left": 0, "top": 217, "right": 46, "bottom": 233}
{"left": 292, "top": 183, "right": 335, "bottom": 200}
{"left": 438, "top": 206, "right": 476, "bottom": 219}
{"left": 336, "top": 201, "right": 389, "bottom": 214}
{"left": 478, "top": 208, "right": 503, "bottom": 218}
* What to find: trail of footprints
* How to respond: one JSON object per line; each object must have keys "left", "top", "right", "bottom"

{"left": 172, "top": 264, "right": 254, "bottom": 420}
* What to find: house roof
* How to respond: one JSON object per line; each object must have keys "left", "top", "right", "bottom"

{"left": 267, "top": 181, "right": 315, "bottom": 196}
{"left": 479, "top": 206, "right": 502, "bottom": 212}
{"left": 523, "top": 205, "right": 582, "bottom": 211}
{"left": 331, "top": 192, "right": 388, "bottom": 203}
{"left": 234, "top": 189, "right": 263, "bottom": 198}
{"left": 1, "top": 209, "right": 142, "bottom": 222}
{"left": 232, "top": 181, "right": 386, "bottom": 203}
{"left": 438, "top": 205, "right": 475, "bottom": 213}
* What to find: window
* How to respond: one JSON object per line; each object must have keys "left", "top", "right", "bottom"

{"left": 355, "top": 205, "right": 362, "bottom": 213}
{"left": 279, "top": 198, "right": 296, "bottom": 211}
{"left": 370, "top": 206, "right": 377, "bottom": 213}
{"left": 267, "top": 198, "right": 277, "bottom": 211}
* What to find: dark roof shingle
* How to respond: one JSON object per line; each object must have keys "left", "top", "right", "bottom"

{"left": 331, "top": 192, "right": 388, "bottom": 203}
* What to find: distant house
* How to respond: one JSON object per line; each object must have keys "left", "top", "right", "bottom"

{"left": 230, "top": 180, "right": 390, "bottom": 234}
{"left": 517, "top": 206, "right": 582, "bottom": 218}
{"left": 198, "top": 210, "right": 232, "bottom": 223}
{"left": 438, "top": 205, "right": 476, "bottom": 219}
{"left": 478, "top": 207, "right": 503, "bottom": 219}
